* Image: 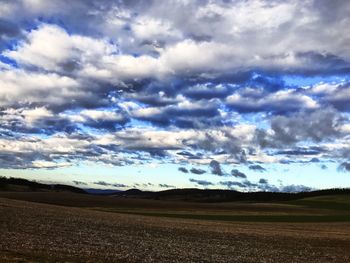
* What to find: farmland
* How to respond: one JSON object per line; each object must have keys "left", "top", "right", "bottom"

{"left": 0, "top": 191, "right": 350, "bottom": 262}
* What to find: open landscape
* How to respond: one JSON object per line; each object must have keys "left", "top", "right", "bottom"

{"left": 0, "top": 178, "right": 350, "bottom": 262}
{"left": 1, "top": 0, "right": 350, "bottom": 262}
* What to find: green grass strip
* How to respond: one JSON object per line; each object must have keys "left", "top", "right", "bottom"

{"left": 103, "top": 210, "right": 350, "bottom": 223}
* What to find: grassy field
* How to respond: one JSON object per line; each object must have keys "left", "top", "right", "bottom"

{"left": 0, "top": 192, "right": 350, "bottom": 262}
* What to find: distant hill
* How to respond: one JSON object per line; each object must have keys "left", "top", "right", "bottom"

{"left": 84, "top": 189, "right": 122, "bottom": 195}
{"left": 0, "top": 177, "right": 86, "bottom": 194}
{"left": 1, "top": 176, "right": 349, "bottom": 203}
{"left": 113, "top": 188, "right": 350, "bottom": 202}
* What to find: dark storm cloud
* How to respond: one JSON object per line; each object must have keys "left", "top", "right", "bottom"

{"left": 178, "top": 167, "right": 189, "bottom": 173}
{"left": 230, "top": 169, "right": 247, "bottom": 179}
{"left": 190, "top": 168, "right": 207, "bottom": 175}
{"left": 189, "top": 178, "right": 214, "bottom": 186}
{"left": 248, "top": 165, "right": 266, "bottom": 172}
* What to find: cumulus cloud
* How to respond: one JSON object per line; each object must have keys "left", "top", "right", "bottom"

{"left": 321, "top": 164, "right": 328, "bottom": 170}
{"left": 219, "top": 180, "right": 253, "bottom": 190}
{"left": 338, "top": 162, "right": 350, "bottom": 172}
{"left": 255, "top": 107, "right": 346, "bottom": 149}
{"left": 72, "top": 180, "right": 87, "bottom": 186}
{"left": 0, "top": 132, "right": 137, "bottom": 169}
{"left": 219, "top": 179, "right": 311, "bottom": 192}
{"left": 226, "top": 89, "right": 319, "bottom": 113}
{"left": 280, "top": 185, "right": 312, "bottom": 193}
{"left": 209, "top": 160, "right": 224, "bottom": 176}
{"left": 2, "top": 1, "right": 350, "bottom": 74}
{"left": 65, "top": 108, "right": 129, "bottom": 131}
{"left": 178, "top": 167, "right": 188, "bottom": 173}
{"left": 230, "top": 169, "right": 247, "bottom": 179}
{"left": 259, "top": 178, "right": 268, "bottom": 184}
{"left": 131, "top": 99, "right": 223, "bottom": 128}
{"left": 190, "top": 168, "right": 206, "bottom": 175}
{"left": 0, "top": 69, "right": 81, "bottom": 109}
{"left": 93, "top": 181, "right": 128, "bottom": 188}
{"left": 0, "top": 0, "right": 349, "bottom": 191}
{"left": 248, "top": 164, "right": 266, "bottom": 172}
{"left": 0, "top": 107, "right": 100, "bottom": 135}
{"left": 158, "top": 183, "right": 175, "bottom": 188}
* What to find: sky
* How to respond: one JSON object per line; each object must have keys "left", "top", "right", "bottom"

{"left": 0, "top": 0, "right": 349, "bottom": 192}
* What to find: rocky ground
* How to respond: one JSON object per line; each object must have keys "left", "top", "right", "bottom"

{"left": 0, "top": 197, "right": 349, "bottom": 262}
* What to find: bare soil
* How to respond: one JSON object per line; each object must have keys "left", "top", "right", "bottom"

{"left": 1, "top": 197, "right": 349, "bottom": 262}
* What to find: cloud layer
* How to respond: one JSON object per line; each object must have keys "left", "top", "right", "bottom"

{"left": 0, "top": 0, "right": 349, "bottom": 190}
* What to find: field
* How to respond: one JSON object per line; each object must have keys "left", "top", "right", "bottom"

{"left": 0, "top": 192, "right": 350, "bottom": 262}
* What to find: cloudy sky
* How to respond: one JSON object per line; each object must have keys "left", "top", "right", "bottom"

{"left": 0, "top": 0, "right": 349, "bottom": 192}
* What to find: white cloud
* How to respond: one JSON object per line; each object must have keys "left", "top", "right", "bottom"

{"left": 4, "top": 24, "right": 117, "bottom": 72}
{"left": 31, "top": 160, "right": 71, "bottom": 169}
{"left": 66, "top": 109, "right": 126, "bottom": 123}
{"left": 0, "top": 69, "right": 79, "bottom": 107}
{"left": 132, "top": 16, "right": 181, "bottom": 40}
{"left": 0, "top": 0, "right": 349, "bottom": 172}
{"left": 226, "top": 89, "right": 319, "bottom": 112}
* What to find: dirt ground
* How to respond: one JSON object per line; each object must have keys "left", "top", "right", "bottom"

{"left": 0, "top": 197, "right": 349, "bottom": 262}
